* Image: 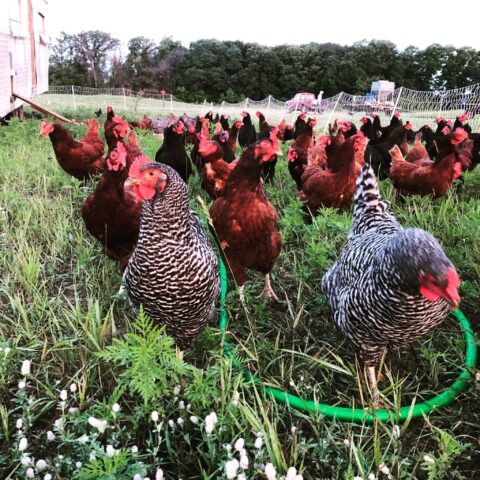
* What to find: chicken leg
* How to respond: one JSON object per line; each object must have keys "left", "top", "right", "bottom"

{"left": 367, "top": 365, "right": 381, "bottom": 407}
{"left": 262, "top": 273, "right": 279, "bottom": 302}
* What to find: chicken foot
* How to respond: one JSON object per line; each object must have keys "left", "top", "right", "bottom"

{"left": 260, "top": 273, "right": 280, "bottom": 302}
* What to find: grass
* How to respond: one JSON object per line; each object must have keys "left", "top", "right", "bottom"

{"left": 0, "top": 109, "right": 479, "bottom": 479}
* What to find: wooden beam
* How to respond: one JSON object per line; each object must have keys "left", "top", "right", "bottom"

{"left": 12, "top": 92, "right": 80, "bottom": 126}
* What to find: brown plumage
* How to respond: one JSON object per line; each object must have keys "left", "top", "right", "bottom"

{"left": 210, "top": 138, "right": 282, "bottom": 300}
{"left": 389, "top": 128, "right": 468, "bottom": 198}
{"left": 81, "top": 141, "right": 141, "bottom": 270}
{"left": 40, "top": 119, "right": 105, "bottom": 181}
{"left": 300, "top": 133, "right": 367, "bottom": 215}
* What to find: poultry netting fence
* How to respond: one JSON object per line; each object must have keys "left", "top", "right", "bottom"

{"left": 34, "top": 84, "right": 480, "bottom": 132}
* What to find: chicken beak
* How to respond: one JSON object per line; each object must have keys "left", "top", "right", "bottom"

{"left": 124, "top": 177, "right": 140, "bottom": 188}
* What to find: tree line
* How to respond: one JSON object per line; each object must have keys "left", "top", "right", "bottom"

{"left": 49, "top": 31, "right": 480, "bottom": 102}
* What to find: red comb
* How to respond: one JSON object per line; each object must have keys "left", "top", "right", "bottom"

{"left": 129, "top": 155, "right": 152, "bottom": 178}
{"left": 450, "top": 128, "right": 468, "bottom": 145}
{"left": 394, "top": 112, "right": 401, "bottom": 118}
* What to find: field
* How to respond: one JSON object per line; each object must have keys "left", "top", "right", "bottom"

{"left": 0, "top": 109, "right": 479, "bottom": 479}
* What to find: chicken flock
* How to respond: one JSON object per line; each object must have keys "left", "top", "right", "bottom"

{"left": 39, "top": 106, "right": 476, "bottom": 404}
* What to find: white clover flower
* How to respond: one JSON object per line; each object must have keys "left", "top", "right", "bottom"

{"left": 131, "top": 445, "right": 139, "bottom": 454}
{"left": 76, "top": 461, "right": 82, "bottom": 469}
{"left": 354, "top": 476, "right": 363, "bottom": 480}
{"left": 26, "top": 467, "right": 35, "bottom": 478}
{"left": 208, "top": 411, "right": 218, "bottom": 424}
{"left": 88, "top": 416, "right": 108, "bottom": 433}
{"left": 186, "top": 403, "right": 192, "bottom": 411}
{"left": 295, "top": 476, "right": 304, "bottom": 480}
{"left": 106, "top": 445, "right": 116, "bottom": 457}
{"left": 16, "top": 419, "right": 23, "bottom": 429}
{"left": 368, "top": 474, "right": 377, "bottom": 480}
{"left": 21, "top": 455, "right": 32, "bottom": 466}
{"left": 46, "top": 431, "right": 55, "bottom": 441}
{"left": 89, "top": 451, "right": 96, "bottom": 461}
{"left": 68, "top": 407, "right": 79, "bottom": 414}
{"left": 237, "top": 475, "right": 246, "bottom": 480}
{"left": 155, "top": 468, "right": 164, "bottom": 480}
{"left": 475, "top": 372, "right": 480, "bottom": 382}
{"left": 18, "top": 380, "right": 26, "bottom": 390}
{"left": 225, "top": 458, "right": 239, "bottom": 479}
{"left": 4, "top": 347, "right": 11, "bottom": 355}
{"left": 112, "top": 403, "right": 120, "bottom": 413}
{"left": 291, "top": 426, "right": 297, "bottom": 434}
{"left": 173, "top": 385, "right": 181, "bottom": 395}
{"left": 343, "top": 438, "right": 350, "bottom": 446}
{"left": 54, "top": 418, "right": 64, "bottom": 430}
{"left": 379, "top": 464, "right": 390, "bottom": 475}
{"left": 151, "top": 411, "right": 159, "bottom": 422}
{"left": 233, "top": 391, "right": 240, "bottom": 401}
{"left": 44, "top": 474, "right": 52, "bottom": 480}
{"left": 254, "top": 437, "right": 263, "bottom": 449}
{"left": 133, "top": 475, "right": 143, "bottom": 480}
{"left": 177, "top": 417, "right": 183, "bottom": 425}
{"left": 21, "top": 360, "right": 31, "bottom": 376}
{"left": 77, "top": 434, "right": 89, "bottom": 444}
{"left": 392, "top": 425, "right": 400, "bottom": 438}
{"left": 239, "top": 455, "right": 249, "bottom": 469}
{"left": 265, "top": 462, "right": 276, "bottom": 480}
{"left": 189, "top": 415, "right": 199, "bottom": 424}
{"left": 36, "top": 459, "right": 47, "bottom": 470}
{"left": 239, "top": 448, "right": 247, "bottom": 457}
{"left": 178, "top": 400, "right": 185, "bottom": 409}
{"left": 70, "top": 383, "right": 77, "bottom": 393}
{"left": 18, "top": 437, "right": 28, "bottom": 451}
{"left": 59, "top": 390, "right": 68, "bottom": 401}
{"left": 423, "top": 454, "right": 435, "bottom": 463}
{"left": 234, "top": 438, "right": 245, "bottom": 452}
{"left": 205, "top": 422, "right": 214, "bottom": 434}
{"left": 286, "top": 467, "right": 297, "bottom": 480}
{"left": 168, "top": 419, "right": 175, "bottom": 429}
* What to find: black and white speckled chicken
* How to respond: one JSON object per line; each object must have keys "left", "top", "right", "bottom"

{"left": 124, "top": 156, "right": 220, "bottom": 346}
{"left": 322, "top": 163, "right": 460, "bottom": 403}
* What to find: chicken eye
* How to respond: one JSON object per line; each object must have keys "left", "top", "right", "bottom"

{"left": 148, "top": 171, "right": 155, "bottom": 177}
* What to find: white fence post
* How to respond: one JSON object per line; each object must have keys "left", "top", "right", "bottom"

{"left": 219, "top": 100, "right": 225, "bottom": 115}
{"left": 122, "top": 88, "right": 127, "bottom": 111}
{"left": 266, "top": 95, "right": 272, "bottom": 121}
{"left": 391, "top": 86, "right": 403, "bottom": 119}
{"left": 324, "top": 92, "right": 344, "bottom": 133}
{"left": 71, "top": 85, "right": 76, "bottom": 111}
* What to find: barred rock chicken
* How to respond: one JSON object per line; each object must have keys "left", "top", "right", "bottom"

{"left": 40, "top": 119, "right": 105, "bottom": 181}
{"left": 124, "top": 156, "right": 219, "bottom": 345}
{"left": 322, "top": 163, "right": 460, "bottom": 404}
{"left": 81, "top": 142, "right": 140, "bottom": 270}
{"left": 155, "top": 120, "right": 192, "bottom": 183}
{"left": 210, "top": 138, "right": 282, "bottom": 301}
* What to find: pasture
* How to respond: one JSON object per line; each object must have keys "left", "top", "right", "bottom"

{"left": 0, "top": 108, "right": 479, "bottom": 479}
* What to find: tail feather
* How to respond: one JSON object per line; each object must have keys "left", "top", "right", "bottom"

{"left": 350, "top": 163, "right": 396, "bottom": 237}
{"left": 353, "top": 163, "right": 387, "bottom": 218}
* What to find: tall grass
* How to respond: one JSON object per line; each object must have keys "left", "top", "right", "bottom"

{"left": 0, "top": 113, "right": 479, "bottom": 479}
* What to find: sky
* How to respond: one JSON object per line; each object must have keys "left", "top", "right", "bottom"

{"left": 47, "top": 0, "right": 480, "bottom": 53}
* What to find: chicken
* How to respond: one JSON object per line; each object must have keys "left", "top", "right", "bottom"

{"left": 365, "top": 124, "right": 410, "bottom": 179}
{"left": 124, "top": 156, "right": 219, "bottom": 346}
{"left": 81, "top": 141, "right": 140, "bottom": 271}
{"left": 129, "top": 114, "right": 152, "bottom": 130}
{"left": 197, "top": 136, "right": 234, "bottom": 198}
{"left": 40, "top": 119, "right": 105, "bottom": 181}
{"left": 277, "top": 119, "right": 294, "bottom": 142}
{"left": 210, "top": 138, "right": 282, "bottom": 301}
{"left": 300, "top": 133, "right": 367, "bottom": 215}
{"left": 227, "top": 120, "right": 242, "bottom": 158}
{"left": 293, "top": 113, "right": 307, "bottom": 139}
{"left": 256, "top": 110, "right": 268, "bottom": 138}
{"left": 404, "top": 132, "right": 431, "bottom": 167}
{"left": 104, "top": 106, "right": 129, "bottom": 152}
{"left": 238, "top": 111, "right": 257, "bottom": 149}
{"left": 322, "top": 163, "right": 460, "bottom": 404}
{"left": 220, "top": 114, "right": 230, "bottom": 131}
{"left": 212, "top": 129, "right": 236, "bottom": 163}
{"left": 259, "top": 126, "right": 281, "bottom": 183}
{"left": 389, "top": 128, "right": 469, "bottom": 197}
{"left": 155, "top": 120, "right": 192, "bottom": 183}
{"left": 287, "top": 124, "right": 317, "bottom": 190}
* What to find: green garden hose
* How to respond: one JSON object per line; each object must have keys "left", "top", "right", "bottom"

{"left": 218, "top": 257, "right": 478, "bottom": 423}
